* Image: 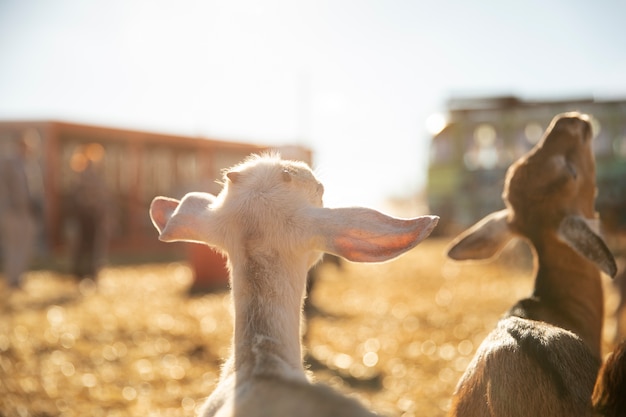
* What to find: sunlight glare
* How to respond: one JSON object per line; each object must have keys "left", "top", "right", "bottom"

{"left": 425, "top": 113, "right": 447, "bottom": 136}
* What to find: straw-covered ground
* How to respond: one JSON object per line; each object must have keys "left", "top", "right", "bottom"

{"left": 0, "top": 237, "right": 621, "bottom": 417}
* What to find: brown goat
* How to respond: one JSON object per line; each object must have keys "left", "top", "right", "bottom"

{"left": 593, "top": 339, "right": 626, "bottom": 417}
{"left": 446, "top": 113, "right": 617, "bottom": 417}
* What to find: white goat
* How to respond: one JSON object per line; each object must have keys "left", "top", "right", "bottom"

{"left": 150, "top": 153, "right": 439, "bottom": 417}
{"left": 445, "top": 113, "right": 617, "bottom": 417}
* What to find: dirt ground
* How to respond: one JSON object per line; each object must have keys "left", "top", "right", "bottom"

{"left": 0, "top": 237, "right": 622, "bottom": 417}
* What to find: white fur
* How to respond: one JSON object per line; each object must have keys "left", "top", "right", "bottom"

{"left": 150, "top": 153, "right": 439, "bottom": 417}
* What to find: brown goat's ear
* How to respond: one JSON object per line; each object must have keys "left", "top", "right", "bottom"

{"left": 558, "top": 215, "right": 617, "bottom": 277}
{"left": 447, "top": 209, "right": 513, "bottom": 261}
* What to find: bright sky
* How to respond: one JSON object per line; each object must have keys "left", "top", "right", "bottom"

{"left": 1, "top": 0, "right": 625, "bottom": 213}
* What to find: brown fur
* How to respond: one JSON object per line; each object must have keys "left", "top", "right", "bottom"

{"left": 446, "top": 113, "right": 616, "bottom": 417}
{"left": 593, "top": 339, "right": 626, "bottom": 417}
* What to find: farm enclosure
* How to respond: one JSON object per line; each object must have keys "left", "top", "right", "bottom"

{"left": 0, "top": 238, "right": 621, "bottom": 417}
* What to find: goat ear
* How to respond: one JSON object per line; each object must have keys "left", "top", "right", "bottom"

{"left": 150, "top": 192, "right": 217, "bottom": 244}
{"left": 227, "top": 171, "right": 242, "bottom": 183}
{"left": 312, "top": 207, "right": 439, "bottom": 263}
{"left": 150, "top": 197, "right": 180, "bottom": 234}
{"left": 558, "top": 215, "right": 617, "bottom": 277}
{"left": 447, "top": 209, "right": 513, "bottom": 261}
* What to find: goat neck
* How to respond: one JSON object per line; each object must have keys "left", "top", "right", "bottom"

{"left": 226, "top": 255, "right": 309, "bottom": 380}
{"left": 522, "top": 232, "right": 605, "bottom": 358}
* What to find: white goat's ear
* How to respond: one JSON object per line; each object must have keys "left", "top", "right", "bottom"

{"left": 312, "top": 207, "right": 439, "bottom": 263}
{"left": 150, "top": 192, "right": 217, "bottom": 244}
{"left": 227, "top": 171, "right": 242, "bottom": 183}
{"left": 150, "top": 197, "right": 180, "bottom": 234}
{"left": 558, "top": 215, "right": 617, "bottom": 277}
{"left": 447, "top": 209, "right": 513, "bottom": 261}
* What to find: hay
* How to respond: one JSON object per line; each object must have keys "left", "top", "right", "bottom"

{"left": 0, "top": 238, "right": 615, "bottom": 416}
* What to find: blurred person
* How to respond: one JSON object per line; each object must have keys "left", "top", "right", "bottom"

{"left": 0, "top": 134, "right": 44, "bottom": 288}
{"left": 69, "top": 146, "right": 110, "bottom": 280}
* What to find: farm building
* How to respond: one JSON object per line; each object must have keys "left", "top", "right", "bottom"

{"left": 0, "top": 120, "right": 311, "bottom": 271}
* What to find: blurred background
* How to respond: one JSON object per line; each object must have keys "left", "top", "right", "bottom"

{"left": 2, "top": 0, "right": 626, "bottom": 209}
{"left": 2, "top": 0, "right": 626, "bottom": 266}
{"left": 2, "top": 1, "right": 626, "bottom": 416}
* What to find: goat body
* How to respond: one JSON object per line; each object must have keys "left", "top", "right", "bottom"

{"left": 592, "top": 339, "right": 626, "bottom": 417}
{"left": 150, "top": 153, "right": 439, "bottom": 417}
{"left": 451, "top": 317, "right": 600, "bottom": 416}
{"left": 203, "top": 373, "right": 382, "bottom": 417}
{"left": 446, "top": 113, "right": 617, "bottom": 417}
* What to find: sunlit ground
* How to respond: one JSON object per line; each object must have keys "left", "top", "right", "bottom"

{"left": 0, "top": 238, "right": 622, "bottom": 417}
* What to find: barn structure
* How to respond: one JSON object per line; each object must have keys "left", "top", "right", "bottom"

{"left": 0, "top": 120, "right": 311, "bottom": 289}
